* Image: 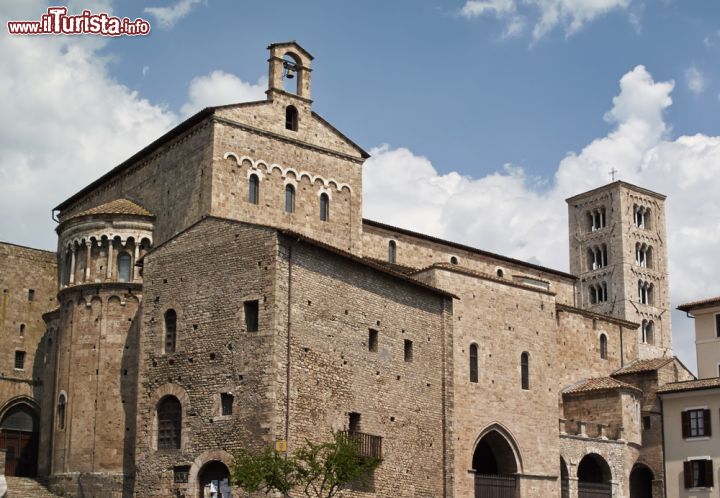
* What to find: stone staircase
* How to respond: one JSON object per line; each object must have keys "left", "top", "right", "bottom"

{"left": 5, "top": 476, "right": 63, "bottom": 497}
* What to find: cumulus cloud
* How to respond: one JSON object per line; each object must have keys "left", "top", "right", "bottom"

{"left": 143, "top": 0, "right": 205, "bottom": 30}
{"left": 684, "top": 66, "right": 706, "bottom": 94}
{"left": 364, "top": 65, "right": 720, "bottom": 371}
{"left": 461, "top": 0, "right": 633, "bottom": 39}
{"left": 180, "top": 71, "right": 266, "bottom": 117}
{"left": 0, "top": 1, "right": 266, "bottom": 251}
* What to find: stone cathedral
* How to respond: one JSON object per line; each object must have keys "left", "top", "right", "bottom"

{"left": 0, "top": 42, "right": 694, "bottom": 498}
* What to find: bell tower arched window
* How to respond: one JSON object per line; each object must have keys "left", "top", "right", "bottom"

{"left": 285, "top": 105, "right": 298, "bottom": 131}
{"left": 57, "top": 394, "right": 66, "bottom": 430}
{"left": 600, "top": 334, "right": 608, "bottom": 359}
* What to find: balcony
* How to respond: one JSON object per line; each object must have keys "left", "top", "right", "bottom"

{"left": 339, "top": 431, "right": 382, "bottom": 460}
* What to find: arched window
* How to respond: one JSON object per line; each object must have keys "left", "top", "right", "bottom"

{"left": 19, "top": 324, "right": 25, "bottom": 337}
{"left": 285, "top": 105, "right": 298, "bottom": 131}
{"left": 248, "top": 174, "right": 259, "bottom": 205}
{"left": 285, "top": 184, "right": 295, "bottom": 213}
{"left": 450, "top": 256, "right": 458, "bottom": 265}
{"left": 469, "top": 344, "right": 479, "bottom": 383}
{"left": 57, "top": 394, "right": 66, "bottom": 430}
{"left": 521, "top": 352, "right": 529, "bottom": 390}
{"left": 600, "top": 334, "right": 608, "bottom": 359}
{"left": 590, "top": 285, "right": 598, "bottom": 305}
{"left": 319, "top": 193, "right": 329, "bottom": 222}
{"left": 157, "top": 396, "right": 182, "bottom": 450}
{"left": 164, "top": 309, "right": 177, "bottom": 354}
{"left": 642, "top": 320, "right": 655, "bottom": 345}
{"left": 388, "top": 240, "right": 397, "bottom": 264}
{"left": 117, "top": 252, "right": 131, "bottom": 282}
{"left": 496, "top": 268, "right": 504, "bottom": 278}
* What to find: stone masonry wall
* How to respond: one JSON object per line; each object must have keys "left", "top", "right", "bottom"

{"left": 212, "top": 93, "right": 364, "bottom": 255}
{"left": 275, "top": 235, "right": 453, "bottom": 498}
{"left": 362, "top": 222, "right": 577, "bottom": 306}
{"left": 135, "top": 219, "right": 279, "bottom": 498}
{"left": 56, "top": 120, "right": 214, "bottom": 249}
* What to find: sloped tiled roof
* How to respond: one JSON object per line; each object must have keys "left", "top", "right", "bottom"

{"left": 678, "top": 296, "right": 720, "bottom": 312}
{"left": 67, "top": 199, "right": 153, "bottom": 220}
{"left": 363, "top": 257, "right": 418, "bottom": 276}
{"left": 658, "top": 377, "right": 720, "bottom": 394}
{"left": 563, "top": 377, "right": 641, "bottom": 395}
{"left": 612, "top": 357, "right": 675, "bottom": 376}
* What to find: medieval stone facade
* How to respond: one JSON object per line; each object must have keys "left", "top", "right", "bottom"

{"left": 0, "top": 41, "right": 697, "bottom": 498}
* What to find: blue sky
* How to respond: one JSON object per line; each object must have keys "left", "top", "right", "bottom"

{"left": 104, "top": 0, "right": 720, "bottom": 180}
{"left": 1, "top": 0, "right": 720, "bottom": 371}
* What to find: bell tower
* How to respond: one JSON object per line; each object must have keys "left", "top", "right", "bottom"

{"left": 567, "top": 181, "right": 672, "bottom": 359}
{"left": 267, "top": 41, "right": 313, "bottom": 101}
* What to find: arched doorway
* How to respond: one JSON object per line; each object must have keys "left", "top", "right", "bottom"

{"left": 198, "top": 460, "right": 232, "bottom": 498}
{"left": 630, "top": 464, "right": 653, "bottom": 498}
{"left": 472, "top": 429, "right": 519, "bottom": 498}
{"left": 0, "top": 402, "right": 39, "bottom": 477}
{"left": 578, "top": 453, "right": 612, "bottom": 498}
{"left": 561, "top": 457, "right": 569, "bottom": 498}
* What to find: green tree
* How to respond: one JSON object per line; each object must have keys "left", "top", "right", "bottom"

{"left": 232, "top": 432, "right": 381, "bottom": 498}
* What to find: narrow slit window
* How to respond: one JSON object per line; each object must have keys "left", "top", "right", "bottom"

{"left": 248, "top": 174, "right": 260, "bottom": 205}
{"left": 404, "top": 339, "right": 413, "bottom": 363}
{"left": 57, "top": 394, "right": 66, "bottom": 430}
{"left": 285, "top": 184, "right": 295, "bottom": 213}
{"left": 28, "top": 289, "right": 35, "bottom": 301}
{"left": 164, "top": 309, "right": 177, "bottom": 353}
{"left": 368, "top": 329, "right": 378, "bottom": 352}
{"left": 244, "top": 300, "right": 259, "bottom": 332}
{"left": 600, "top": 334, "right": 608, "bottom": 359}
{"left": 319, "top": 193, "right": 329, "bottom": 221}
{"left": 388, "top": 240, "right": 397, "bottom": 264}
{"left": 521, "top": 352, "right": 529, "bottom": 390}
{"left": 469, "top": 344, "right": 478, "bottom": 383}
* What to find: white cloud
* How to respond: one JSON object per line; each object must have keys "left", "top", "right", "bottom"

{"left": 364, "top": 65, "right": 720, "bottom": 372}
{"left": 462, "top": 0, "right": 633, "bottom": 40}
{"left": 143, "top": 0, "right": 205, "bottom": 30}
{"left": 180, "top": 71, "right": 266, "bottom": 117}
{"left": 685, "top": 66, "right": 706, "bottom": 94}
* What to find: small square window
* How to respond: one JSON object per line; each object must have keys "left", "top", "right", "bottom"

{"left": 642, "top": 416, "right": 651, "bottom": 430}
{"left": 14, "top": 351, "right": 25, "bottom": 370}
{"left": 221, "top": 393, "right": 233, "bottom": 416}
{"left": 368, "top": 329, "right": 378, "bottom": 353}
{"left": 244, "top": 300, "right": 259, "bottom": 332}
{"left": 404, "top": 339, "right": 413, "bottom": 362}
{"left": 173, "top": 465, "right": 191, "bottom": 483}
{"left": 28, "top": 289, "right": 35, "bottom": 301}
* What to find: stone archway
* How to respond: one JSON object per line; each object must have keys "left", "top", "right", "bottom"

{"left": 561, "top": 457, "right": 570, "bottom": 498}
{"left": 471, "top": 428, "right": 520, "bottom": 498}
{"left": 0, "top": 401, "right": 39, "bottom": 477}
{"left": 629, "top": 464, "right": 653, "bottom": 498}
{"left": 197, "top": 460, "right": 232, "bottom": 498}
{"left": 578, "top": 453, "right": 612, "bottom": 498}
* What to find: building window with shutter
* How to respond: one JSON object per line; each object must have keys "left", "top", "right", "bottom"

{"left": 682, "top": 409, "right": 712, "bottom": 438}
{"left": 684, "top": 459, "right": 714, "bottom": 489}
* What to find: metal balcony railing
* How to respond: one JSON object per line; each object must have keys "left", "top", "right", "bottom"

{"left": 339, "top": 431, "right": 382, "bottom": 460}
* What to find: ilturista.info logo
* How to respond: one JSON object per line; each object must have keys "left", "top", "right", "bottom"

{"left": 7, "top": 7, "right": 151, "bottom": 36}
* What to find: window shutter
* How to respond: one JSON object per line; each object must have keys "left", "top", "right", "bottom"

{"left": 705, "top": 460, "right": 714, "bottom": 488}
{"left": 683, "top": 461, "right": 693, "bottom": 488}
{"left": 704, "top": 409, "right": 712, "bottom": 437}
{"left": 682, "top": 411, "right": 690, "bottom": 438}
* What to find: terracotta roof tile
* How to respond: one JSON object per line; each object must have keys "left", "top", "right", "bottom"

{"left": 67, "top": 199, "right": 153, "bottom": 220}
{"left": 612, "top": 357, "right": 674, "bottom": 376}
{"left": 677, "top": 296, "right": 720, "bottom": 312}
{"left": 563, "top": 377, "right": 641, "bottom": 395}
{"left": 658, "top": 377, "right": 720, "bottom": 394}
